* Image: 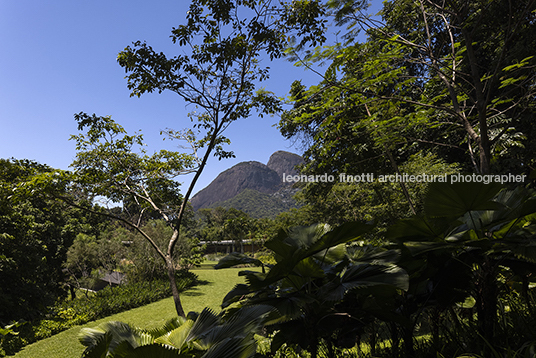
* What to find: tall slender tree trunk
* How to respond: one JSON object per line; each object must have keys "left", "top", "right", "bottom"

{"left": 390, "top": 322, "right": 400, "bottom": 358}
{"left": 166, "top": 257, "right": 186, "bottom": 317}
{"left": 369, "top": 319, "right": 377, "bottom": 356}
{"left": 385, "top": 147, "right": 416, "bottom": 215}
{"left": 402, "top": 323, "right": 415, "bottom": 357}
{"left": 475, "top": 257, "right": 498, "bottom": 352}
{"left": 462, "top": 26, "right": 492, "bottom": 175}
{"left": 478, "top": 113, "right": 491, "bottom": 175}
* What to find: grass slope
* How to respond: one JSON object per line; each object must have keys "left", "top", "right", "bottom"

{"left": 12, "top": 264, "right": 249, "bottom": 358}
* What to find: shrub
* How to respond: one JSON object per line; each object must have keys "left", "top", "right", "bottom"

{"left": 0, "top": 271, "right": 198, "bottom": 356}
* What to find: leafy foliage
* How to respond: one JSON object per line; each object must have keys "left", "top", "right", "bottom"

{"left": 113, "top": 220, "right": 204, "bottom": 282}
{"left": 217, "top": 222, "right": 408, "bottom": 357}
{"left": 213, "top": 181, "right": 536, "bottom": 357}
{"left": 293, "top": 152, "right": 460, "bottom": 231}
{"left": 0, "top": 158, "right": 95, "bottom": 323}
{"left": 78, "top": 305, "right": 274, "bottom": 358}
{"left": 281, "top": 0, "right": 536, "bottom": 177}
{"left": 1, "top": 274, "right": 198, "bottom": 356}
{"left": 207, "top": 188, "right": 300, "bottom": 219}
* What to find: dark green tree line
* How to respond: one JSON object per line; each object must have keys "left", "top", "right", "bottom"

{"left": 0, "top": 159, "right": 108, "bottom": 323}
{"left": 282, "top": 0, "right": 536, "bottom": 176}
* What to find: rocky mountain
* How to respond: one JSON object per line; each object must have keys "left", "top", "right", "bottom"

{"left": 267, "top": 150, "right": 304, "bottom": 181}
{"left": 190, "top": 151, "right": 303, "bottom": 217}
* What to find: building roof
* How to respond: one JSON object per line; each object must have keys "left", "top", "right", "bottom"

{"left": 100, "top": 271, "right": 126, "bottom": 285}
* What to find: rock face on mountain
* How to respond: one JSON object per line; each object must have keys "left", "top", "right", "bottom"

{"left": 267, "top": 150, "right": 303, "bottom": 181}
{"left": 190, "top": 151, "right": 303, "bottom": 215}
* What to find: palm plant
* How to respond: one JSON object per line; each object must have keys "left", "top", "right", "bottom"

{"left": 216, "top": 221, "right": 409, "bottom": 358}
{"left": 78, "top": 305, "right": 273, "bottom": 357}
{"left": 386, "top": 181, "right": 536, "bottom": 355}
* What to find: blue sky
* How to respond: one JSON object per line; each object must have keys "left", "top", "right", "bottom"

{"left": 1, "top": 1, "right": 381, "bottom": 195}
{"left": 0, "top": 1, "right": 333, "bottom": 194}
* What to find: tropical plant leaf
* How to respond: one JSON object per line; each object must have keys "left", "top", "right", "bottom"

{"left": 293, "top": 257, "right": 324, "bottom": 279}
{"left": 111, "top": 321, "right": 153, "bottom": 351}
{"left": 312, "top": 243, "right": 347, "bottom": 263}
{"left": 249, "top": 293, "right": 312, "bottom": 322}
{"left": 154, "top": 319, "right": 195, "bottom": 351}
{"left": 221, "top": 283, "right": 252, "bottom": 308}
{"left": 402, "top": 241, "right": 458, "bottom": 257}
{"left": 80, "top": 330, "right": 111, "bottom": 358}
{"left": 259, "top": 222, "right": 373, "bottom": 289}
{"left": 79, "top": 326, "right": 107, "bottom": 348}
{"left": 306, "top": 221, "right": 373, "bottom": 256}
{"left": 321, "top": 263, "right": 409, "bottom": 301}
{"left": 241, "top": 271, "right": 268, "bottom": 290}
{"left": 386, "top": 216, "right": 448, "bottom": 242}
{"left": 200, "top": 305, "right": 273, "bottom": 346}
{"left": 270, "top": 320, "right": 311, "bottom": 353}
{"left": 263, "top": 227, "right": 305, "bottom": 258}
{"left": 507, "top": 239, "right": 536, "bottom": 263}
{"left": 79, "top": 321, "right": 154, "bottom": 357}
{"left": 214, "top": 253, "right": 263, "bottom": 270}
{"left": 185, "top": 308, "right": 219, "bottom": 345}
{"left": 424, "top": 181, "right": 503, "bottom": 218}
{"left": 287, "top": 223, "right": 332, "bottom": 250}
{"left": 146, "top": 317, "right": 185, "bottom": 340}
{"left": 201, "top": 337, "right": 256, "bottom": 358}
{"left": 127, "top": 343, "right": 187, "bottom": 358}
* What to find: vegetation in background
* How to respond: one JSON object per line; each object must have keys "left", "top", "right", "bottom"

{"left": 0, "top": 158, "right": 110, "bottom": 324}
{"left": 1, "top": 272, "right": 198, "bottom": 356}
{"left": 207, "top": 188, "right": 300, "bottom": 219}
{"left": 293, "top": 152, "right": 460, "bottom": 230}
{"left": 281, "top": 0, "right": 536, "bottom": 176}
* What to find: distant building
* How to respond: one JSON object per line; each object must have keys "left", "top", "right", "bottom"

{"left": 93, "top": 271, "right": 126, "bottom": 291}
{"left": 199, "top": 239, "right": 260, "bottom": 254}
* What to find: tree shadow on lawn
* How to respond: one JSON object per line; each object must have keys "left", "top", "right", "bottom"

{"left": 182, "top": 279, "right": 212, "bottom": 297}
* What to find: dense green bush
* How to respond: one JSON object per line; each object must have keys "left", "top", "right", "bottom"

{"left": 217, "top": 182, "right": 536, "bottom": 358}
{"left": 0, "top": 271, "right": 198, "bottom": 356}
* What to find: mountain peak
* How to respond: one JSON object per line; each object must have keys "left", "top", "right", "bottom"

{"left": 190, "top": 151, "right": 303, "bottom": 214}
{"left": 267, "top": 151, "right": 303, "bottom": 180}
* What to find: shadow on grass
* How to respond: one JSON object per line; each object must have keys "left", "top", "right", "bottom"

{"left": 182, "top": 280, "right": 212, "bottom": 297}
{"left": 194, "top": 265, "right": 216, "bottom": 270}
{"left": 196, "top": 279, "right": 211, "bottom": 286}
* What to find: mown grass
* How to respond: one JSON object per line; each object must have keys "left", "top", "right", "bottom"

{"left": 11, "top": 263, "right": 249, "bottom": 358}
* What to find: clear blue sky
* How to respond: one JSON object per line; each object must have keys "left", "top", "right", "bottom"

{"left": 0, "top": 1, "right": 330, "bottom": 194}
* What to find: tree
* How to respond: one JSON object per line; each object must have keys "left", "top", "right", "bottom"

{"left": 25, "top": 0, "right": 320, "bottom": 318}
{"left": 125, "top": 219, "right": 204, "bottom": 281}
{"left": 197, "top": 207, "right": 252, "bottom": 251}
{"left": 282, "top": 0, "right": 536, "bottom": 175}
{"left": 70, "top": 0, "right": 325, "bottom": 317}
{"left": 64, "top": 114, "right": 206, "bottom": 318}
{"left": 64, "top": 233, "right": 100, "bottom": 296}
{"left": 223, "top": 216, "right": 252, "bottom": 254}
{"left": 0, "top": 159, "right": 80, "bottom": 323}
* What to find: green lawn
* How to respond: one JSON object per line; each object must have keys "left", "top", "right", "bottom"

{"left": 11, "top": 264, "right": 250, "bottom": 358}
